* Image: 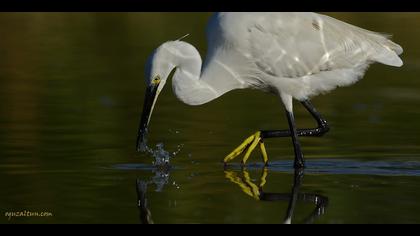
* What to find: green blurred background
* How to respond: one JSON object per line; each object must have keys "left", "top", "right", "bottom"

{"left": 1, "top": 13, "right": 420, "bottom": 223}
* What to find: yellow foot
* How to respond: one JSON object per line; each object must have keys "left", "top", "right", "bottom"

{"left": 223, "top": 131, "right": 269, "bottom": 165}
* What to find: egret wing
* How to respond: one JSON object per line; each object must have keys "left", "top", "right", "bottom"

{"left": 246, "top": 12, "right": 403, "bottom": 78}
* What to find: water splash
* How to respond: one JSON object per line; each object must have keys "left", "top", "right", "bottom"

{"left": 151, "top": 168, "right": 170, "bottom": 192}
{"left": 138, "top": 127, "right": 184, "bottom": 166}
{"left": 141, "top": 142, "right": 184, "bottom": 167}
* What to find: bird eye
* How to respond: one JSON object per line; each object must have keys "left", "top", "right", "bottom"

{"left": 152, "top": 76, "right": 161, "bottom": 84}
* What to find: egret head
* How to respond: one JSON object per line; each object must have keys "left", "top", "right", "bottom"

{"left": 136, "top": 42, "right": 176, "bottom": 152}
{"left": 137, "top": 40, "right": 202, "bottom": 152}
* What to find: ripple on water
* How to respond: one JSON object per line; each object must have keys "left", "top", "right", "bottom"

{"left": 112, "top": 142, "right": 183, "bottom": 171}
{"left": 226, "top": 159, "right": 420, "bottom": 176}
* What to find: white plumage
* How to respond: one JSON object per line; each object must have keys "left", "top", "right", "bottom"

{"left": 145, "top": 12, "right": 403, "bottom": 112}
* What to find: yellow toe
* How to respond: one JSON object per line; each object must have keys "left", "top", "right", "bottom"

{"left": 242, "top": 132, "right": 261, "bottom": 164}
{"left": 224, "top": 131, "right": 269, "bottom": 165}
{"left": 260, "top": 141, "right": 269, "bottom": 165}
{"left": 224, "top": 133, "right": 256, "bottom": 163}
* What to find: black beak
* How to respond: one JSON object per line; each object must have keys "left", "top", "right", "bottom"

{"left": 137, "top": 82, "right": 159, "bottom": 152}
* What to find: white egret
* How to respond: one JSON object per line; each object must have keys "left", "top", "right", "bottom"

{"left": 137, "top": 12, "right": 403, "bottom": 169}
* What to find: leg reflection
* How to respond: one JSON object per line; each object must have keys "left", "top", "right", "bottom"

{"left": 136, "top": 179, "right": 154, "bottom": 224}
{"left": 224, "top": 167, "right": 328, "bottom": 224}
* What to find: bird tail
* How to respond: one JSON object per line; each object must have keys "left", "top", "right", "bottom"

{"left": 371, "top": 36, "right": 403, "bottom": 67}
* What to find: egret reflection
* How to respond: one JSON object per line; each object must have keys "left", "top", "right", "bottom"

{"left": 136, "top": 165, "right": 328, "bottom": 224}
{"left": 135, "top": 165, "right": 171, "bottom": 224}
{"left": 224, "top": 167, "right": 328, "bottom": 224}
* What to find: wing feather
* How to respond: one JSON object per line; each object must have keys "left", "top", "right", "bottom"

{"left": 245, "top": 13, "right": 403, "bottom": 78}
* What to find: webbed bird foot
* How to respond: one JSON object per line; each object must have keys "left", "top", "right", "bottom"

{"left": 223, "top": 131, "right": 268, "bottom": 165}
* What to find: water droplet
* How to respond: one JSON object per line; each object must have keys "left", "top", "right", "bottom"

{"left": 140, "top": 139, "right": 184, "bottom": 167}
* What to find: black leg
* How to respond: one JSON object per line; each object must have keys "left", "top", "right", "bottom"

{"left": 259, "top": 100, "right": 328, "bottom": 168}
{"left": 300, "top": 100, "right": 330, "bottom": 136}
{"left": 261, "top": 100, "right": 329, "bottom": 139}
{"left": 286, "top": 111, "right": 305, "bottom": 168}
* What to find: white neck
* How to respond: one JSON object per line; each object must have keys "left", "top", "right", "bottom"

{"left": 154, "top": 41, "right": 245, "bottom": 106}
